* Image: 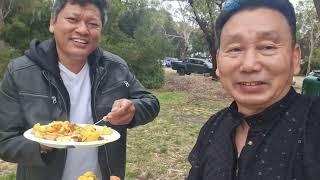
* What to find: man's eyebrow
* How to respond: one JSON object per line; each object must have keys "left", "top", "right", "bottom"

{"left": 256, "top": 31, "right": 280, "bottom": 41}
{"left": 222, "top": 34, "right": 244, "bottom": 45}
{"left": 222, "top": 31, "right": 281, "bottom": 45}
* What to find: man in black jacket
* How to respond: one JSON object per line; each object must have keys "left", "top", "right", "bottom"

{"left": 0, "top": 0, "right": 159, "bottom": 180}
{"left": 188, "top": 0, "right": 320, "bottom": 179}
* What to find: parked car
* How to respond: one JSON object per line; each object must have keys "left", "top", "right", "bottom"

{"left": 171, "top": 57, "right": 213, "bottom": 76}
{"left": 162, "top": 57, "right": 178, "bottom": 67}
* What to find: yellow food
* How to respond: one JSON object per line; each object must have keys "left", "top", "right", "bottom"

{"left": 78, "top": 171, "right": 97, "bottom": 180}
{"left": 32, "top": 121, "right": 112, "bottom": 142}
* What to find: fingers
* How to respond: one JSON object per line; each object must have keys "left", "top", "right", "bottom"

{"left": 40, "top": 144, "right": 53, "bottom": 154}
{"left": 110, "top": 176, "right": 121, "bottom": 180}
{"left": 106, "top": 99, "right": 135, "bottom": 125}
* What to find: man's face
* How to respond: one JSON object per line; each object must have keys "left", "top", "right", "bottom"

{"left": 216, "top": 8, "right": 301, "bottom": 115}
{"left": 49, "top": 2, "right": 102, "bottom": 61}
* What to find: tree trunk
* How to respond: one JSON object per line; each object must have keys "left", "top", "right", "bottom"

{"left": 307, "top": 27, "right": 315, "bottom": 75}
{"left": 314, "top": 0, "right": 320, "bottom": 20}
{"left": 0, "top": 15, "right": 4, "bottom": 32}
{"left": 188, "top": 0, "right": 218, "bottom": 80}
{"left": 206, "top": 34, "right": 217, "bottom": 79}
{"left": 0, "top": 7, "right": 4, "bottom": 32}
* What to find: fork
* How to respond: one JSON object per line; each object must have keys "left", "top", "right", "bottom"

{"left": 94, "top": 117, "right": 106, "bottom": 125}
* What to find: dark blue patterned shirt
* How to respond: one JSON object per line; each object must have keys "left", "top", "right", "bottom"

{"left": 187, "top": 88, "right": 320, "bottom": 180}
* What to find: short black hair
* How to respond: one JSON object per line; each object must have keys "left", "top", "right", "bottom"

{"left": 215, "top": 0, "right": 296, "bottom": 48}
{"left": 51, "top": 0, "right": 109, "bottom": 25}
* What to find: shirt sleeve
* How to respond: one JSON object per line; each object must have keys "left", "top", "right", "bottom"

{"left": 0, "top": 65, "right": 49, "bottom": 166}
{"left": 126, "top": 71, "right": 160, "bottom": 128}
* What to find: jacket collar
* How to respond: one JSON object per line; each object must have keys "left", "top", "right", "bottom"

{"left": 228, "top": 87, "right": 298, "bottom": 130}
{"left": 25, "top": 39, "right": 103, "bottom": 78}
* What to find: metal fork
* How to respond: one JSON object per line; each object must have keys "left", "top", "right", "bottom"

{"left": 94, "top": 117, "right": 106, "bottom": 125}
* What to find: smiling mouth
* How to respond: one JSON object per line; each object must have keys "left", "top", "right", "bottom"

{"left": 238, "top": 81, "right": 265, "bottom": 86}
{"left": 72, "top": 38, "right": 88, "bottom": 44}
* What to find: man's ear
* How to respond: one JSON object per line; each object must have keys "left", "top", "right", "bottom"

{"left": 215, "top": 49, "right": 220, "bottom": 77}
{"left": 49, "top": 16, "right": 56, "bottom": 33}
{"left": 292, "top": 43, "right": 301, "bottom": 75}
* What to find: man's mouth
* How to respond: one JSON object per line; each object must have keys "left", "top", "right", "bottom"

{"left": 71, "top": 38, "right": 88, "bottom": 44}
{"left": 238, "top": 81, "right": 265, "bottom": 86}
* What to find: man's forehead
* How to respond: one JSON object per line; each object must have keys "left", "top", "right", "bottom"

{"left": 221, "top": 9, "right": 290, "bottom": 40}
{"left": 60, "top": 3, "right": 101, "bottom": 15}
{"left": 222, "top": 30, "right": 280, "bottom": 40}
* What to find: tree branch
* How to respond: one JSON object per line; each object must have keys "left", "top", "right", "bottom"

{"left": 3, "top": 0, "right": 14, "bottom": 19}
{"left": 314, "top": 0, "right": 320, "bottom": 20}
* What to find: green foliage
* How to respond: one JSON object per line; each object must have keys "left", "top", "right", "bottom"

{"left": 0, "top": 0, "right": 51, "bottom": 52}
{"left": 0, "top": 47, "right": 20, "bottom": 79}
{"left": 102, "top": 0, "right": 178, "bottom": 88}
{"left": 190, "top": 30, "right": 209, "bottom": 55}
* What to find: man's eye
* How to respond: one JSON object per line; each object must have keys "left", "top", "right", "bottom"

{"left": 89, "top": 23, "right": 99, "bottom": 28}
{"left": 263, "top": 46, "right": 276, "bottom": 50}
{"left": 87, "top": 22, "right": 101, "bottom": 29}
{"left": 66, "top": 17, "right": 78, "bottom": 23}
{"left": 227, "top": 48, "right": 241, "bottom": 53}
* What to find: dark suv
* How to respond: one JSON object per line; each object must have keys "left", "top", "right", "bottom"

{"left": 171, "top": 57, "right": 213, "bottom": 76}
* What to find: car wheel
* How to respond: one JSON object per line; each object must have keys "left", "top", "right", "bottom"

{"left": 177, "top": 68, "right": 185, "bottom": 75}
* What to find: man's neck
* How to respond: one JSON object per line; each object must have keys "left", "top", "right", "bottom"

{"left": 235, "top": 121, "right": 250, "bottom": 156}
{"left": 57, "top": 52, "right": 87, "bottom": 74}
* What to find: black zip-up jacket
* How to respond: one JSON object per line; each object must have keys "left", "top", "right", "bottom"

{"left": 0, "top": 39, "right": 160, "bottom": 180}
{"left": 187, "top": 88, "right": 320, "bottom": 180}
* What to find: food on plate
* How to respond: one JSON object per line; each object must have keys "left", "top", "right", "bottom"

{"left": 31, "top": 121, "right": 112, "bottom": 142}
{"left": 78, "top": 171, "right": 97, "bottom": 180}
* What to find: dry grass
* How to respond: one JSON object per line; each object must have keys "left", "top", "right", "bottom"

{"left": 125, "top": 69, "right": 231, "bottom": 180}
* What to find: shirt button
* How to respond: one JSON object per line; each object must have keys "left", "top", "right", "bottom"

{"left": 248, "top": 141, "right": 253, "bottom": 145}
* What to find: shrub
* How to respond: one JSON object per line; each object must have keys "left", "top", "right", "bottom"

{"left": 0, "top": 48, "right": 21, "bottom": 79}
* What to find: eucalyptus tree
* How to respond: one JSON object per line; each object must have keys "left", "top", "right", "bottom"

{"left": 187, "top": 0, "right": 225, "bottom": 79}
{"left": 296, "top": 0, "right": 320, "bottom": 75}
{"left": 313, "top": 0, "right": 320, "bottom": 19}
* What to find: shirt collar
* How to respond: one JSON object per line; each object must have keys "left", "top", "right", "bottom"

{"left": 228, "top": 88, "right": 298, "bottom": 129}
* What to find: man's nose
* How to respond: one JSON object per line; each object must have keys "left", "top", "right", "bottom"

{"left": 239, "top": 49, "right": 262, "bottom": 72}
{"left": 75, "top": 21, "right": 89, "bottom": 35}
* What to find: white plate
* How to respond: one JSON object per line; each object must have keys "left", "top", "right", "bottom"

{"left": 23, "top": 124, "right": 120, "bottom": 149}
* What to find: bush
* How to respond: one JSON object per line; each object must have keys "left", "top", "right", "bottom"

{"left": 0, "top": 48, "right": 21, "bottom": 79}
{"left": 131, "top": 62, "right": 165, "bottom": 89}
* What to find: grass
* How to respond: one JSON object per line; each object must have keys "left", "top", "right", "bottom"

{"left": 124, "top": 68, "right": 231, "bottom": 179}
{"left": 0, "top": 174, "right": 15, "bottom": 180}
{"left": 125, "top": 89, "right": 228, "bottom": 179}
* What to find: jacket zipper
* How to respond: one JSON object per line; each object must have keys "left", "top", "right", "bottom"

{"left": 101, "top": 80, "right": 130, "bottom": 94}
{"left": 42, "top": 73, "right": 69, "bottom": 120}
{"left": 104, "top": 145, "right": 112, "bottom": 176}
{"left": 93, "top": 71, "right": 108, "bottom": 121}
{"left": 92, "top": 70, "right": 113, "bottom": 176}
{"left": 236, "top": 156, "right": 239, "bottom": 178}
{"left": 19, "top": 92, "right": 57, "bottom": 104}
